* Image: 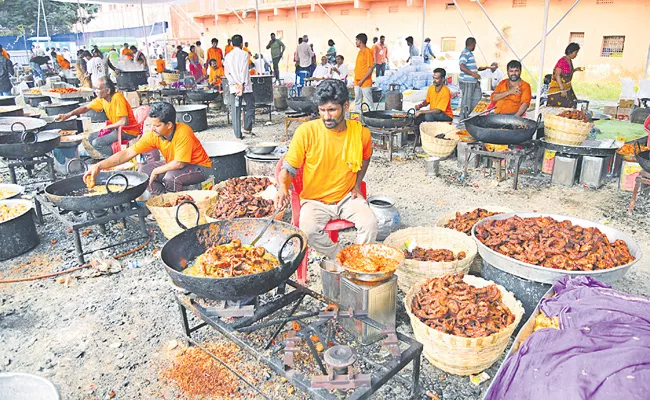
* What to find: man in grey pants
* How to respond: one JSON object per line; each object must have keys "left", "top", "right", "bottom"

{"left": 458, "top": 37, "right": 482, "bottom": 121}
{"left": 224, "top": 34, "right": 255, "bottom": 139}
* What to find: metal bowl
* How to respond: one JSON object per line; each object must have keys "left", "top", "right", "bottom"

{"left": 0, "top": 183, "right": 24, "bottom": 200}
{"left": 471, "top": 212, "right": 642, "bottom": 284}
{"left": 248, "top": 143, "right": 278, "bottom": 155}
{"left": 336, "top": 243, "right": 406, "bottom": 283}
{"left": 0, "top": 372, "right": 60, "bottom": 400}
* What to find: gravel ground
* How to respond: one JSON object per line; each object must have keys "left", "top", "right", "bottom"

{"left": 1, "top": 106, "right": 649, "bottom": 400}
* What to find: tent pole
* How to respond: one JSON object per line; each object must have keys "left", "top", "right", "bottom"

{"left": 255, "top": 0, "right": 262, "bottom": 60}
{"left": 452, "top": 0, "right": 487, "bottom": 64}
{"left": 475, "top": 0, "right": 537, "bottom": 85}
{"left": 77, "top": 0, "right": 87, "bottom": 49}
{"left": 213, "top": 0, "right": 218, "bottom": 38}
{"left": 42, "top": 0, "right": 50, "bottom": 38}
{"left": 644, "top": 44, "right": 650, "bottom": 80}
{"left": 222, "top": 0, "right": 249, "bottom": 26}
{"left": 535, "top": 0, "right": 550, "bottom": 119}
{"left": 521, "top": 0, "right": 581, "bottom": 61}
{"left": 315, "top": 0, "right": 354, "bottom": 46}
{"left": 421, "top": 0, "right": 426, "bottom": 47}
{"left": 140, "top": 0, "right": 151, "bottom": 61}
{"left": 36, "top": 0, "right": 41, "bottom": 44}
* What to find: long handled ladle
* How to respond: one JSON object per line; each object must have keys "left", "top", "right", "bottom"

{"left": 250, "top": 208, "right": 284, "bottom": 246}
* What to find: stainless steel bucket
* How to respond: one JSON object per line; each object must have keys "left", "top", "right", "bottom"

{"left": 319, "top": 259, "right": 343, "bottom": 302}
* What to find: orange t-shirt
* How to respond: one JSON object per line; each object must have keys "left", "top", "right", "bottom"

{"left": 491, "top": 79, "right": 532, "bottom": 115}
{"left": 207, "top": 47, "right": 223, "bottom": 66}
{"left": 122, "top": 48, "right": 134, "bottom": 60}
{"left": 131, "top": 122, "right": 212, "bottom": 168}
{"left": 88, "top": 93, "right": 139, "bottom": 136}
{"left": 155, "top": 59, "right": 165, "bottom": 73}
{"left": 225, "top": 45, "right": 234, "bottom": 55}
{"left": 425, "top": 85, "right": 453, "bottom": 119}
{"left": 284, "top": 119, "right": 372, "bottom": 204}
{"left": 1, "top": 49, "right": 9, "bottom": 59}
{"left": 56, "top": 54, "right": 70, "bottom": 70}
{"left": 354, "top": 47, "right": 374, "bottom": 88}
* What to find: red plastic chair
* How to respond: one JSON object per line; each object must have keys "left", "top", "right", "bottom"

{"left": 644, "top": 115, "right": 650, "bottom": 146}
{"left": 275, "top": 155, "right": 367, "bottom": 283}
{"left": 109, "top": 105, "right": 150, "bottom": 154}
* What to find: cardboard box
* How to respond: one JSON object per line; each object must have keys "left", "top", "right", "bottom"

{"left": 619, "top": 99, "right": 635, "bottom": 108}
{"left": 603, "top": 105, "right": 618, "bottom": 117}
{"left": 617, "top": 107, "right": 632, "bottom": 120}
{"left": 124, "top": 91, "right": 141, "bottom": 108}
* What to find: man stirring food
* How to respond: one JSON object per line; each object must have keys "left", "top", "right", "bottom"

{"left": 275, "top": 79, "right": 378, "bottom": 259}
{"left": 414, "top": 67, "right": 453, "bottom": 135}
{"left": 490, "top": 60, "right": 532, "bottom": 117}
{"left": 83, "top": 102, "right": 212, "bottom": 195}
{"left": 56, "top": 77, "right": 139, "bottom": 158}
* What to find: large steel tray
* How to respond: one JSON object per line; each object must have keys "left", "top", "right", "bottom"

{"left": 471, "top": 212, "right": 642, "bottom": 284}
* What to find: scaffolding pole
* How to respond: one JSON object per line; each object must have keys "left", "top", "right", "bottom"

{"left": 222, "top": 0, "right": 249, "bottom": 27}
{"left": 213, "top": 0, "right": 218, "bottom": 38}
{"left": 535, "top": 0, "right": 550, "bottom": 119}
{"left": 315, "top": 0, "right": 355, "bottom": 46}
{"left": 421, "top": 0, "right": 426, "bottom": 47}
{"left": 255, "top": 0, "right": 262, "bottom": 58}
{"left": 140, "top": 0, "right": 150, "bottom": 59}
{"left": 77, "top": 0, "right": 87, "bottom": 49}
{"left": 452, "top": 0, "right": 487, "bottom": 64}
{"left": 521, "top": 0, "right": 581, "bottom": 61}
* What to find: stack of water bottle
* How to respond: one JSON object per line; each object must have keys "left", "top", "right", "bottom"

{"left": 374, "top": 56, "right": 432, "bottom": 95}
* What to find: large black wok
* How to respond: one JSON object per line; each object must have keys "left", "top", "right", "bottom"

{"left": 0, "top": 129, "right": 61, "bottom": 159}
{"left": 0, "top": 116, "right": 47, "bottom": 135}
{"left": 635, "top": 142, "right": 650, "bottom": 173}
{"left": 286, "top": 96, "right": 318, "bottom": 115}
{"left": 360, "top": 103, "right": 415, "bottom": 129}
{"left": 161, "top": 202, "right": 306, "bottom": 301}
{"left": 44, "top": 171, "right": 148, "bottom": 212}
{"left": 187, "top": 89, "right": 220, "bottom": 103}
{"left": 464, "top": 114, "right": 540, "bottom": 145}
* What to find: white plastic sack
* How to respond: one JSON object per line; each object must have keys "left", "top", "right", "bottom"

{"left": 402, "top": 89, "right": 427, "bottom": 103}
{"left": 636, "top": 80, "right": 650, "bottom": 100}
{"left": 620, "top": 78, "right": 636, "bottom": 99}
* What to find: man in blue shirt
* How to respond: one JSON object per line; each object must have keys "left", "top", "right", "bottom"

{"left": 459, "top": 37, "right": 482, "bottom": 120}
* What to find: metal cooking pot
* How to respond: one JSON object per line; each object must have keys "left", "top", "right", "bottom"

{"left": 116, "top": 70, "right": 148, "bottom": 91}
{"left": 201, "top": 140, "right": 248, "bottom": 183}
{"left": 0, "top": 199, "right": 40, "bottom": 261}
{"left": 0, "top": 129, "right": 61, "bottom": 159}
{"left": 634, "top": 142, "right": 650, "bottom": 173}
{"left": 0, "top": 116, "right": 47, "bottom": 135}
{"left": 464, "top": 114, "right": 540, "bottom": 145}
{"left": 160, "top": 204, "right": 306, "bottom": 300}
{"left": 0, "top": 96, "right": 16, "bottom": 106}
{"left": 286, "top": 96, "right": 318, "bottom": 114}
{"left": 368, "top": 196, "right": 400, "bottom": 241}
{"left": 24, "top": 95, "right": 52, "bottom": 108}
{"left": 44, "top": 171, "right": 149, "bottom": 212}
{"left": 273, "top": 86, "right": 288, "bottom": 110}
{"left": 0, "top": 106, "right": 24, "bottom": 117}
{"left": 186, "top": 90, "right": 220, "bottom": 103}
{"left": 175, "top": 104, "right": 208, "bottom": 132}
{"left": 360, "top": 103, "right": 415, "bottom": 129}
{"left": 252, "top": 75, "right": 273, "bottom": 105}
{"left": 41, "top": 101, "right": 79, "bottom": 117}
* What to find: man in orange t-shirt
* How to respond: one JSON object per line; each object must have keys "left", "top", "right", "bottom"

{"left": 353, "top": 33, "right": 375, "bottom": 111}
{"left": 415, "top": 68, "right": 453, "bottom": 123}
{"left": 275, "top": 79, "right": 377, "bottom": 259}
{"left": 84, "top": 102, "right": 212, "bottom": 195}
{"left": 206, "top": 38, "right": 223, "bottom": 68}
{"left": 122, "top": 43, "right": 134, "bottom": 61}
{"left": 224, "top": 39, "right": 234, "bottom": 55}
{"left": 155, "top": 55, "right": 166, "bottom": 74}
{"left": 490, "top": 60, "right": 531, "bottom": 117}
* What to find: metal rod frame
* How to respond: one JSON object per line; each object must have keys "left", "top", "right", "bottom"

{"left": 452, "top": 0, "right": 488, "bottom": 64}
{"left": 314, "top": 0, "right": 355, "bottom": 46}
{"left": 534, "top": 0, "right": 551, "bottom": 119}
{"left": 520, "top": 0, "right": 582, "bottom": 62}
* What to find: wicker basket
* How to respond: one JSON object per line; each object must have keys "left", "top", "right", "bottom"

{"left": 206, "top": 175, "right": 283, "bottom": 222}
{"left": 543, "top": 114, "right": 593, "bottom": 145}
{"left": 162, "top": 72, "right": 180, "bottom": 83}
{"left": 146, "top": 190, "right": 218, "bottom": 239}
{"left": 404, "top": 275, "right": 524, "bottom": 375}
{"left": 420, "top": 122, "right": 460, "bottom": 158}
{"left": 383, "top": 227, "right": 477, "bottom": 293}
{"left": 435, "top": 206, "right": 513, "bottom": 274}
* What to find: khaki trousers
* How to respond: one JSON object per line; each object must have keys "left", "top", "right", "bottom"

{"left": 299, "top": 194, "right": 378, "bottom": 259}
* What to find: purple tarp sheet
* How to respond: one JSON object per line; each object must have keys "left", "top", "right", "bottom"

{"left": 485, "top": 276, "right": 650, "bottom": 400}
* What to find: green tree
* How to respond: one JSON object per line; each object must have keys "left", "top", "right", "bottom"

{"left": 0, "top": 0, "right": 99, "bottom": 36}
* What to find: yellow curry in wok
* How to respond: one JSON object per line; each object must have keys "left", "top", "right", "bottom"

{"left": 183, "top": 239, "right": 279, "bottom": 279}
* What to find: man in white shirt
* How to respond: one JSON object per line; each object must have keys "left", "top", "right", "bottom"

{"left": 86, "top": 49, "right": 106, "bottom": 84}
{"left": 253, "top": 54, "right": 271, "bottom": 75}
{"left": 479, "top": 62, "right": 503, "bottom": 91}
{"left": 224, "top": 34, "right": 255, "bottom": 139}
{"left": 311, "top": 56, "right": 331, "bottom": 84}
{"left": 330, "top": 55, "right": 349, "bottom": 83}
{"left": 296, "top": 35, "right": 314, "bottom": 76}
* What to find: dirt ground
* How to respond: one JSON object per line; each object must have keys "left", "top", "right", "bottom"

{"left": 1, "top": 108, "right": 649, "bottom": 400}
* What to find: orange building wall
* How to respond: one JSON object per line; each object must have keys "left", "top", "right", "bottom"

{"left": 170, "top": 0, "right": 650, "bottom": 83}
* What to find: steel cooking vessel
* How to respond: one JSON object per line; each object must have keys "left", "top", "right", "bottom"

{"left": 471, "top": 212, "right": 642, "bottom": 284}
{"left": 175, "top": 104, "right": 208, "bottom": 132}
{"left": 160, "top": 202, "right": 307, "bottom": 300}
{"left": 0, "top": 129, "right": 61, "bottom": 159}
{"left": 0, "top": 199, "right": 40, "bottom": 260}
{"left": 202, "top": 140, "right": 248, "bottom": 182}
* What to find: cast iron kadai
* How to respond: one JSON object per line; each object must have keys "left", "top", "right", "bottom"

{"left": 0, "top": 199, "right": 40, "bottom": 261}
{"left": 44, "top": 170, "right": 149, "bottom": 212}
{"left": 160, "top": 201, "right": 306, "bottom": 300}
{"left": 634, "top": 142, "right": 650, "bottom": 173}
{"left": 286, "top": 96, "right": 318, "bottom": 115}
{"left": 186, "top": 89, "right": 219, "bottom": 103}
{"left": 248, "top": 142, "right": 278, "bottom": 155}
{"left": 0, "top": 128, "right": 61, "bottom": 159}
{"left": 0, "top": 96, "right": 16, "bottom": 106}
{"left": 471, "top": 212, "right": 642, "bottom": 285}
{"left": 0, "top": 116, "right": 47, "bottom": 135}
{"left": 360, "top": 103, "right": 416, "bottom": 129}
{"left": 464, "top": 113, "right": 541, "bottom": 145}
{"left": 40, "top": 101, "right": 79, "bottom": 117}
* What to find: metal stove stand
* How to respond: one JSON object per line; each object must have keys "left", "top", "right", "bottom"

{"left": 33, "top": 194, "right": 149, "bottom": 264}
{"left": 462, "top": 141, "right": 539, "bottom": 190}
{"left": 4, "top": 155, "right": 56, "bottom": 185}
{"left": 629, "top": 170, "right": 650, "bottom": 212}
{"left": 175, "top": 280, "right": 422, "bottom": 400}
{"left": 227, "top": 103, "right": 273, "bottom": 125}
{"left": 369, "top": 126, "right": 413, "bottom": 162}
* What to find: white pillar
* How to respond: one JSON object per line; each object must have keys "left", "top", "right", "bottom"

{"left": 213, "top": 0, "right": 218, "bottom": 38}
{"left": 421, "top": 0, "right": 426, "bottom": 47}
{"left": 140, "top": 0, "right": 151, "bottom": 60}
{"left": 255, "top": 0, "right": 262, "bottom": 60}
{"left": 535, "top": 0, "right": 550, "bottom": 120}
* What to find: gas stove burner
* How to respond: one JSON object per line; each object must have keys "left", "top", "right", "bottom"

{"left": 312, "top": 345, "right": 371, "bottom": 390}
{"left": 324, "top": 345, "right": 355, "bottom": 370}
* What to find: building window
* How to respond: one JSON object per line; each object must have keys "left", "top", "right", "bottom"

{"left": 341, "top": 9, "right": 349, "bottom": 15}
{"left": 277, "top": 30, "right": 283, "bottom": 40}
{"left": 267, "top": 16, "right": 274, "bottom": 22}
{"left": 601, "top": 36, "right": 625, "bottom": 57}
{"left": 302, "top": 12, "right": 309, "bottom": 18}
{"left": 596, "top": 0, "right": 613, "bottom": 4}
{"left": 441, "top": 37, "right": 456, "bottom": 52}
{"left": 388, "top": 5, "right": 398, "bottom": 13}
{"left": 512, "top": 0, "right": 527, "bottom": 7}
{"left": 445, "top": 2, "right": 456, "bottom": 10}
{"left": 569, "top": 32, "right": 584, "bottom": 46}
